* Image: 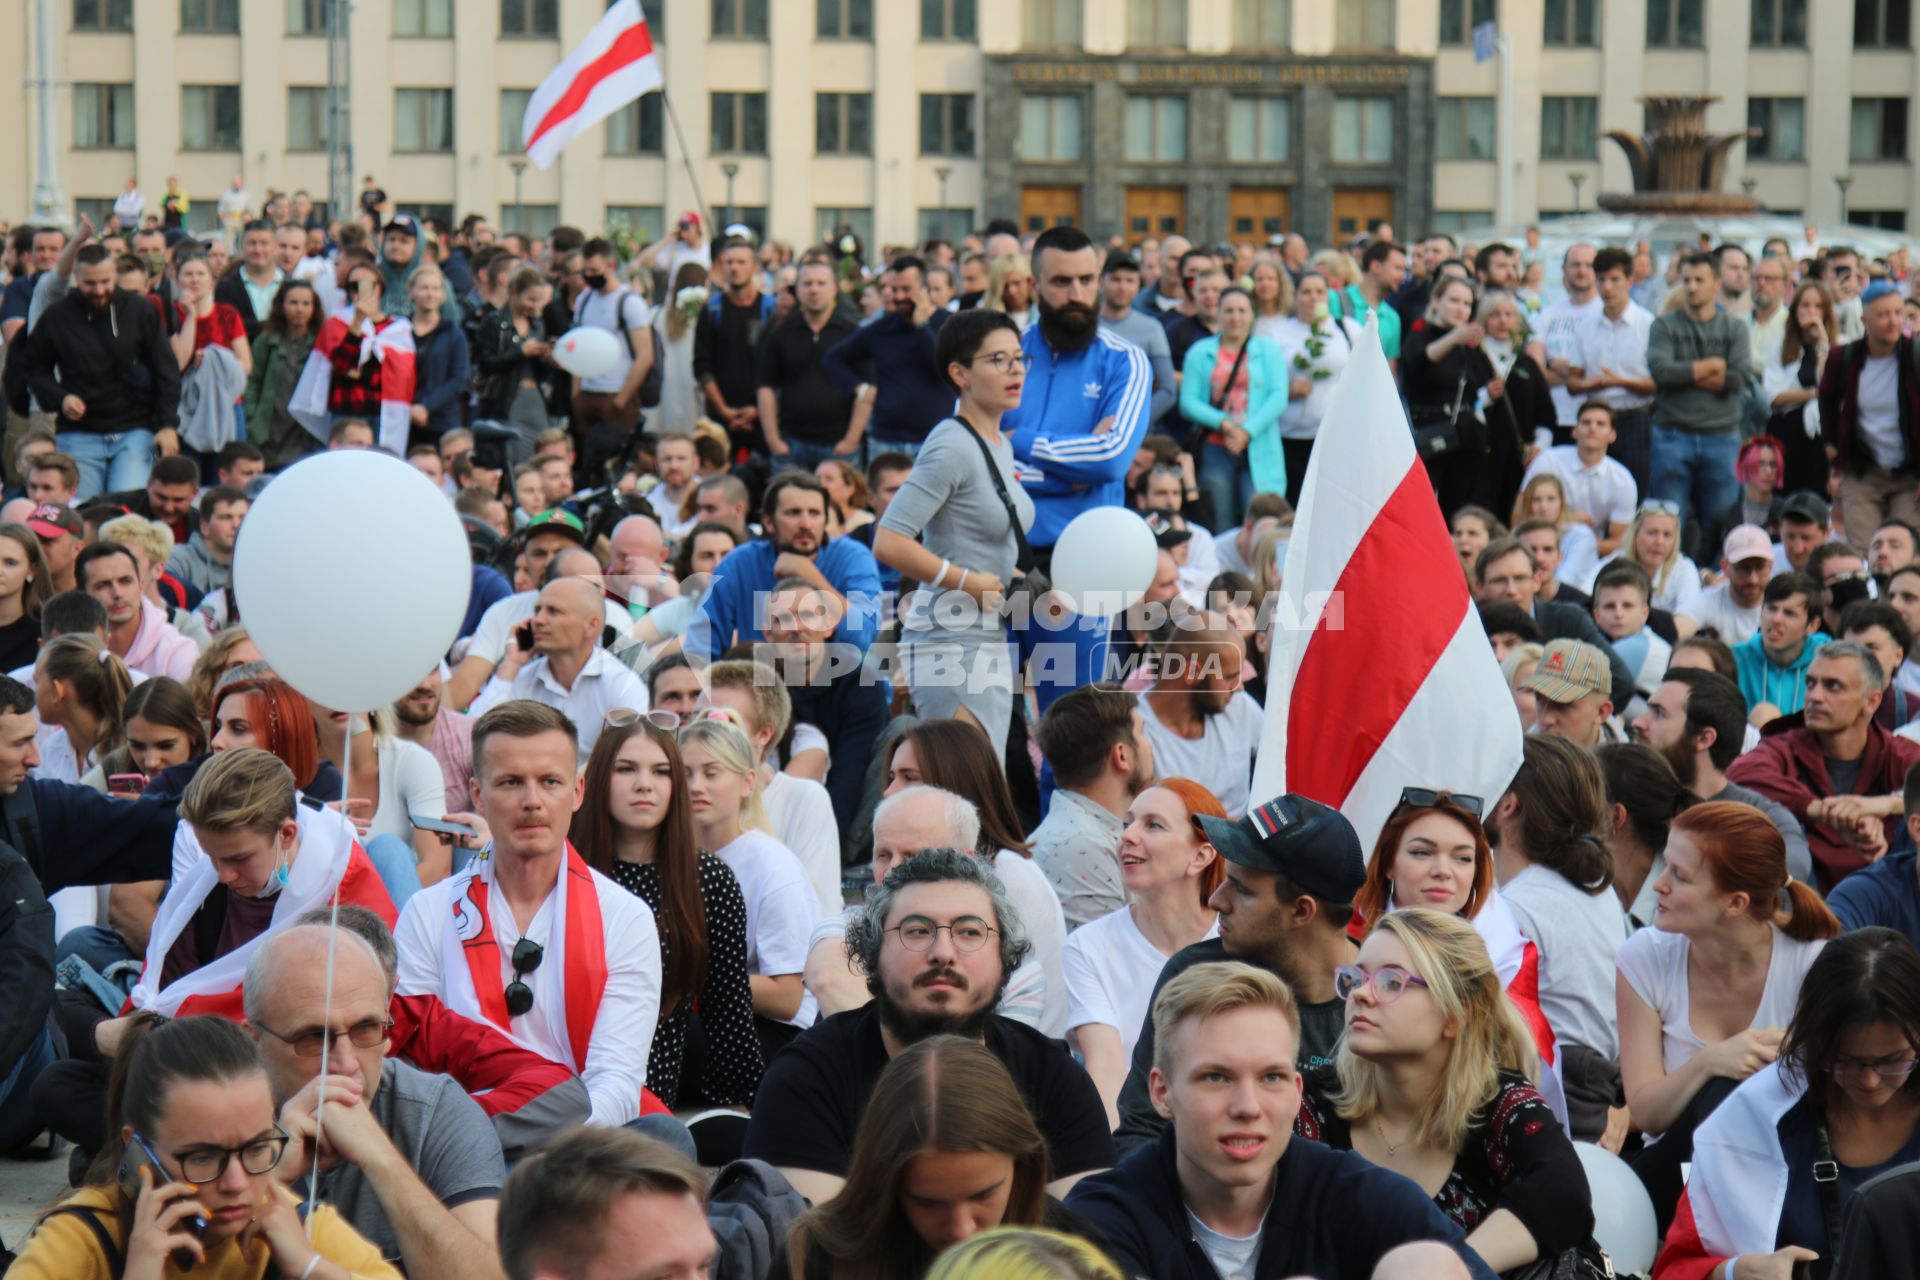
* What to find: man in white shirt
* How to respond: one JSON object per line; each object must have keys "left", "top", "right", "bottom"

{"left": 1568, "top": 246, "right": 1657, "bottom": 494}
{"left": 1521, "top": 401, "right": 1638, "bottom": 557}
{"left": 396, "top": 701, "right": 662, "bottom": 1128}
{"left": 1536, "top": 243, "right": 1603, "bottom": 444}
{"left": 570, "top": 238, "right": 655, "bottom": 442}
{"left": 1819, "top": 280, "right": 1920, "bottom": 552}
{"left": 1690, "top": 524, "right": 1773, "bottom": 645}
{"left": 643, "top": 434, "right": 700, "bottom": 539}
{"left": 1748, "top": 255, "right": 1790, "bottom": 383}
{"left": 1138, "top": 625, "right": 1262, "bottom": 818}
{"left": 1030, "top": 683, "right": 1155, "bottom": 930}
{"left": 470, "top": 577, "right": 648, "bottom": 753}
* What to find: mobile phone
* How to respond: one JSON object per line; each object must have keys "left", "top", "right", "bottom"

{"left": 118, "top": 1134, "right": 207, "bottom": 1264}
{"left": 516, "top": 622, "right": 534, "bottom": 652}
{"left": 409, "top": 816, "right": 478, "bottom": 840}
{"left": 107, "top": 772, "right": 148, "bottom": 797}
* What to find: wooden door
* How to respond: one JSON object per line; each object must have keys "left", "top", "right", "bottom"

{"left": 1020, "top": 185, "right": 1082, "bottom": 234}
{"left": 1125, "top": 186, "right": 1185, "bottom": 239}
{"left": 1331, "top": 188, "right": 1394, "bottom": 243}
{"left": 1229, "top": 188, "right": 1290, "bottom": 241}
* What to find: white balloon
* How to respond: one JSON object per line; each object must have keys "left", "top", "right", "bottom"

{"left": 1573, "top": 1142, "right": 1658, "bottom": 1277}
{"left": 1047, "top": 506, "right": 1159, "bottom": 617}
{"left": 553, "top": 327, "right": 621, "bottom": 380}
{"left": 233, "top": 451, "right": 472, "bottom": 712}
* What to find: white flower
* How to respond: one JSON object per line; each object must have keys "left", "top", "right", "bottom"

{"left": 1313, "top": 301, "right": 1330, "bottom": 323}
{"left": 838, "top": 235, "right": 857, "bottom": 255}
{"left": 675, "top": 286, "right": 709, "bottom": 313}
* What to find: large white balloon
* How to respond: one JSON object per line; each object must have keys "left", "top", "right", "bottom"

{"left": 233, "top": 451, "right": 471, "bottom": 712}
{"left": 1573, "top": 1142, "right": 1658, "bottom": 1277}
{"left": 553, "top": 327, "right": 621, "bottom": 380}
{"left": 1047, "top": 506, "right": 1158, "bottom": 617}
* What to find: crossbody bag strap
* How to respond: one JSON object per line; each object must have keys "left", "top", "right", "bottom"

{"left": 956, "top": 418, "right": 1035, "bottom": 576}
{"left": 1211, "top": 341, "right": 1250, "bottom": 412}
{"left": 1813, "top": 1119, "right": 1843, "bottom": 1254}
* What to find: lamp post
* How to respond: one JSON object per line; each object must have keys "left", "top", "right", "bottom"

{"left": 935, "top": 164, "right": 952, "bottom": 238}
{"left": 1567, "top": 171, "right": 1587, "bottom": 215}
{"left": 1836, "top": 174, "right": 1854, "bottom": 227}
{"left": 507, "top": 158, "right": 528, "bottom": 234}
{"left": 720, "top": 162, "right": 739, "bottom": 231}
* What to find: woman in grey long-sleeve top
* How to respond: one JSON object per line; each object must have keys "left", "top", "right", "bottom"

{"left": 872, "top": 310, "right": 1034, "bottom": 760}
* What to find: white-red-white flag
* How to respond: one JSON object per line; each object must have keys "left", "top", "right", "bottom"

{"left": 1251, "top": 319, "right": 1524, "bottom": 853}
{"left": 522, "top": 0, "right": 663, "bottom": 169}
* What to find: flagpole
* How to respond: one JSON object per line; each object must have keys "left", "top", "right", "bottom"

{"left": 659, "top": 90, "right": 718, "bottom": 236}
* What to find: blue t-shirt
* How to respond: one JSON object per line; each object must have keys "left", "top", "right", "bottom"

{"left": 1829, "top": 850, "right": 1920, "bottom": 948}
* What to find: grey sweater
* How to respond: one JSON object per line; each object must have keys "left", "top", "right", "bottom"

{"left": 1648, "top": 307, "right": 1752, "bottom": 433}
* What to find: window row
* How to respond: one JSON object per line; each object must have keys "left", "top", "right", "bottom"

{"left": 1436, "top": 0, "right": 1906, "bottom": 48}
{"left": 73, "top": 0, "right": 650, "bottom": 39}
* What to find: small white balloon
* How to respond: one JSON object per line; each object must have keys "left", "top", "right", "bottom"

{"left": 1047, "top": 507, "right": 1158, "bottom": 617}
{"left": 1573, "top": 1142, "right": 1658, "bottom": 1277}
{"left": 553, "top": 327, "right": 620, "bottom": 380}
{"left": 233, "top": 451, "right": 472, "bottom": 712}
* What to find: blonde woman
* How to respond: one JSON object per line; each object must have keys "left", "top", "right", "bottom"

{"left": 1590, "top": 503, "right": 1705, "bottom": 635}
{"left": 1511, "top": 473, "right": 1599, "bottom": 587}
{"left": 985, "top": 254, "right": 1036, "bottom": 333}
{"left": 925, "top": 1229, "right": 1124, "bottom": 1280}
{"left": 1295, "top": 907, "right": 1595, "bottom": 1275}
{"left": 653, "top": 262, "right": 709, "bottom": 434}
{"left": 1248, "top": 259, "right": 1294, "bottom": 340}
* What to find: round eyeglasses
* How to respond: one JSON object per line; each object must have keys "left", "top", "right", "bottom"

{"left": 886, "top": 915, "right": 998, "bottom": 953}
{"left": 1334, "top": 964, "right": 1431, "bottom": 1004}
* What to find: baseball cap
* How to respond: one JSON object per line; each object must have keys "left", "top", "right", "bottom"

{"left": 384, "top": 213, "right": 420, "bottom": 239}
{"left": 1780, "top": 491, "right": 1830, "bottom": 526}
{"left": 1145, "top": 511, "right": 1191, "bottom": 551}
{"left": 678, "top": 211, "right": 702, "bottom": 228}
{"left": 1195, "top": 795, "right": 1366, "bottom": 905}
{"left": 1722, "top": 523, "right": 1774, "bottom": 565}
{"left": 523, "top": 508, "right": 587, "bottom": 545}
{"left": 25, "top": 503, "right": 81, "bottom": 540}
{"left": 1522, "top": 639, "right": 1611, "bottom": 705}
{"left": 723, "top": 223, "right": 755, "bottom": 242}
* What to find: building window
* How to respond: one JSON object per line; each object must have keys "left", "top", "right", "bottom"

{"left": 920, "top": 207, "right": 975, "bottom": 242}
{"left": 74, "top": 0, "right": 133, "bottom": 31}
{"left": 818, "top": 0, "right": 870, "bottom": 39}
{"left": 1851, "top": 97, "right": 1910, "bottom": 160}
{"left": 1646, "top": 0, "right": 1703, "bottom": 47}
{"left": 1747, "top": 98, "right": 1805, "bottom": 160}
{"left": 1749, "top": 0, "right": 1806, "bottom": 46}
{"left": 500, "top": 0, "right": 555, "bottom": 36}
{"left": 711, "top": 92, "right": 768, "bottom": 153}
{"left": 639, "top": 0, "right": 663, "bottom": 41}
{"left": 922, "top": 0, "right": 975, "bottom": 39}
{"left": 1023, "top": 0, "right": 1080, "bottom": 44}
{"left": 288, "top": 86, "right": 327, "bottom": 151}
{"left": 74, "top": 83, "right": 135, "bottom": 149}
{"left": 287, "top": 0, "right": 325, "bottom": 34}
{"left": 1336, "top": 0, "right": 1394, "bottom": 48}
{"left": 1542, "top": 0, "right": 1597, "bottom": 44}
{"left": 394, "top": 0, "right": 452, "bottom": 36}
{"left": 1430, "top": 210, "right": 1491, "bottom": 234}
{"left": 606, "top": 95, "right": 664, "bottom": 154}
{"left": 1439, "top": 0, "right": 1494, "bottom": 44}
{"left": 1020, "top": 94, "right": 1084, "bottom": 161}
{"left": 718, "top": 208, "right": 767, "bottom": 241}
{"left": 395, "top": 88, "right": 454, "bottom": 153}
{"left": 712, "top": 0, "right": 768, "bottom": 38}
{"left": 1851, "top": 209, "right": 1909, "bottom": 230}
{"left": 1856, "top": 0, "right": 1911, "bottom": 46}
{"left": 817, "top": 207, "right": 873, "bottom": 249}
{"left": 920, "top": 94, "right": 976, "bottom": 156}
{"left": 1540, "top": 96, "right": 1599, "bottom": 159}
{"left": 816, "top": 93, "right": 873, "bottom": 155}
{"left": 1231, "top": 0, "right": 1289, "bottom": 46}
{"left": 180, "top": 0, "right": 238, "bottom": 32}
{"left": 1124, "top": 96, "right": 1188, "bottom": 162}
{"left": 499, "top": 203, "right": 560, "bottom": 238}
{"left": 1435, "top": 97, "right": 1495, "bottom": 160}
{"left": 75, "top": 199, "right": 118, "bottom": 231}
{"left": 181, "top": 85, "right": 240, "bottom": 150}
{"left": 500, "top": 89, "right": 532, "bottom": 154}
{"left": 1331, "top": 96, "right": 1394, "bottom": 163}
{"left": 605, "top": 205, "right": 665, "bottom": 245}
{"left": 1227, "top": 95, "right": 1290, "bottom": 162}
{"left": 1129, "top": 0, "right": 1187, "bottom": 48}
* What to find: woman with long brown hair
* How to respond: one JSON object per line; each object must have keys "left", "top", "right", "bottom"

{"left": 570, "top": 717, "right": 763, "bottom": 1108}
{"left": 1765, "top": 280, "right": 1838, "bottom": 496}
{"left": 884, "top": 719, "right": 1069, "bottom": 1036}
{"left": 775, "top": 1036, "right": 1061, "bottom": 1280}
{"left": 0, "top": 521, "right": 51, "bottom": 672}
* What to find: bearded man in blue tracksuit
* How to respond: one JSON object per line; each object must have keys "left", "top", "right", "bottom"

{"left": 1003, "top": 226, "right": 1154, "bottom": 710}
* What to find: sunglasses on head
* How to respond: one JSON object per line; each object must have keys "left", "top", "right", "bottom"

{"left": 1398, "top": 787, "right": 1485, "bottom": 818}
{"left": 605, "top": 707, "right": 684, "bottom": 731}
{"left": 1641, "top": 500, "right": 1682, "bottom": 518}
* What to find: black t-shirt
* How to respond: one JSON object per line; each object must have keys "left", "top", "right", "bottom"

{"left": 0, "top": 613, "right": 38, "bottom": 674}
{"left": 742, "top": 1004, "right": 1115, "bottom": 1180}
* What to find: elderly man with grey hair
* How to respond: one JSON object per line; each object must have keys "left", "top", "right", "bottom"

{"left": 243, "top": 922, "right": 509, "bottom": 1280}
{"left": 743, "top": 847, "right": 1114, "bottom": 1207}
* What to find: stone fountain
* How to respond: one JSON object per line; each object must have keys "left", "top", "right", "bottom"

{"left": 1599, "top": 97, "right": 1761, "bottom": 215}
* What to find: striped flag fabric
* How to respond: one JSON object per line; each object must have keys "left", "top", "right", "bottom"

{"left": 1250, "top": 318, "right": 1524, "bottom": 855}
{"left": 522, "top": 0, "right": 664, "bottom": 169}
{"left": 287, "top": 313, "right": 417, "bottom": 456}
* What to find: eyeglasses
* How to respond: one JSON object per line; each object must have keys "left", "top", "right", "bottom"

{"left": 1334, "top": 964, "right": 1431, "bottom": 1004}
{"left": 1831, "top": 1055, "right": 1920, "bottom": 1086}
{"left": 605, "top": 707, "right": 684, "bottom": 731}
{"left": 887, "top": 915, "right": 998, "bottom": 953}
{"left": 253, "top": 1016, "right": 394, "bottom": 1059}
{"left": 1641, "top": 500, "right": 1682, "bottom": 518}
{"left": 1397, "top": 787, "right": 1484, "bottom": 818}
{"left": 506, "top": 938, "right": 544, "bottom": 1017}
{"left": 138, "top": 1127, "right": 291, "bottom": 1185}
{"left": 971, "top": 352, "right": 1028, "bottom": 374}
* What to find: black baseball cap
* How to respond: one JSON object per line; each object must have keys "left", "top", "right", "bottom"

{"left": 1196, "top": 794, "right": 1366, "bottom": 904}
{"left": 1780, "top": 491, "right": 1829, "bottom": 527}
{"left": 384, "top": 214, "right": 420, "bottom": 239}
{"left": 1102, "top": 250, "right": 1140, "bottom": 277}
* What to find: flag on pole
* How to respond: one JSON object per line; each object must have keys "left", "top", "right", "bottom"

{"left": 1251, "top": 318, "right": 1524, "bottom": 856}
{"left": 1472, "top": 19, "right": 1499, "bottom": 62}
{"left": 522, "top": 0, "right": 663, "bottom": 169}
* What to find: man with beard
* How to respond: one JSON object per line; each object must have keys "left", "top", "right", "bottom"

{"left": 690, "top": 470, "right": 880, "bottom": 661}
{"left": 391, "top": 664, "right": 472, "bottom": 816}
{"left": 1135, "top": 624, "right": 1261, "bottom": 816}
{"left": 23, "top": 245, "right": 180, "bottom": 499}
{"left": 1112, "top": 792, "right": 1365, "bottom": 1157}
{"left": 821, "top": 254, "right": 954, "bottom": 458}
{"left": 1870, "top": 519, "right": 1919, "bottom": 584}
{"left": 1629, "top": 668, "right": 1813, "bottom": 907}
{"left": 742, "top": 847, "right": 1114, "bottom": 1205}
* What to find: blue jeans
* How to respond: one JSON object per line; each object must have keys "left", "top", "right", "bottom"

{"left": 1649, "top": 425, "right": 1740, "bottom": 530}
{"left": 0, "top": 1020, "right": 56, "bottom": 1153}
{"left": 771, "top": 439, "right": 843, "bottom": 473}
{"left": 58, "top": 429, "right": 155, "bottom": 500}
{"left": 1198, "top": 440, "right": 1255, "bottom": 529}
{"left": 55, "top": 924, "right": 138, "bottom": 975}
{"left": 363, "top": 833, "right": 423, "bottom": 910}
{"left": 867, "top": 437, "right": 923, "bottom": 464}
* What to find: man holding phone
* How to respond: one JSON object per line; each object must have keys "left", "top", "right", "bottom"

{"left": 467, "top": 576, "right": 648, "bottom": 754}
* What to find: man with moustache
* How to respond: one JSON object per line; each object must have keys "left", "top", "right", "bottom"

{"left": 391, "top": 665, "right": 472, "bottom": 816}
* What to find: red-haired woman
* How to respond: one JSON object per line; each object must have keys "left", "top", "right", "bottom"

{"left": 1061, "top": 778, "right": 1224, "bottom": 1126}
{"left": 1617, "top": 800, "right": 1842, "bottom": 1229}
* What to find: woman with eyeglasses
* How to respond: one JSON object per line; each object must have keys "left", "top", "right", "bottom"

{"left": 1592, "top": 504, "right": 1705, "bottom": 637}
{"left": 872, "top": 309, "right": 1034, "bottom": 763}
{"left": 570, "top": 717, "right": 763, "bottom": 1109}
{"left": 1179, "top": 285, "right": 1288, "bottom": 530}
{"left": 1294, "top": 908, "right": 1596, "bottom": 1276}
{"left": 1617, "top": 802, "right": 1841, "bottom": 1234}
{"left": 10, "top": 1014, "right": 399, "bottom": 1279}
{"left": 1656, "top": 928, "right": 1920, "bottom": 1280}
{"left": 678, "top": 714, "right": 817, "bottom": 1058}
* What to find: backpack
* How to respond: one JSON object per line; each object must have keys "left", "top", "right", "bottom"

{"left": 575, "top": 287, "right": 665, "bottom": 409}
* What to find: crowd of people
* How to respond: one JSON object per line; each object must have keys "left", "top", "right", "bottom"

{"left": 2, "top": 185, "right": 1920, "bottom": 1280}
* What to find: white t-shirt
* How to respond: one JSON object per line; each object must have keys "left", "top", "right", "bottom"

{"left": 1186, "top": 1208, "right": 1262, "bottom": 1280}
{"left": 762, "top": 770, "right": 842, "bottom": 923}
{"left": 1688, "top": 581, "right": 1763, "bottom": 645}
{"left": 993, "top": 849, "right": 1070, "bottom": 1039}
{"left": 715, "top": 829, "right": 818, "bottom": 1027}
{"left": 1138, "top": 692, "right": 1263, "bottom": 818}
{"left": 572, "top": 287, "right": 656, "bottom": 395}
{"left": 367, "top": 738, "right": 447, "bottom": 844}
{"left": 1063, "top": 905, "right": 1218, "bottom": 1060}
{"left": 1501, "top": 863, "right": 1628, "bottom": 1057}
{"left": 1857, "top": 353, "right": 1906, "bottom": 470}
{"left": 1617, "top": 925, "right": 1824, "bottom": 1074}
{"left": 1539, "top": 294, "right": 1604, "bottom": 425}
{"left": 654, "top": 239, "right": 712, "bottom": 287}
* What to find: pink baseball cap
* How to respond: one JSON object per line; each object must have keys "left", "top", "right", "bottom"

{"left": 1722, "top": 524, "right": 1773, "bottom": 565}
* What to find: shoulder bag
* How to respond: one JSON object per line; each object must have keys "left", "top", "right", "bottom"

{"left": 956, "top": 418, "right": 1049, "bottom": 617}
{"left": 1409, "top": 357, "right": 1470, "bottom": 464}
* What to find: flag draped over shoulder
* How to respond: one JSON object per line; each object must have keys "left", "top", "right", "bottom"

{"left": 522, "top": 0, "right": 664, "bottom": 169}
{"left": 287, "top": 313, "right": 416, "bottom": 455}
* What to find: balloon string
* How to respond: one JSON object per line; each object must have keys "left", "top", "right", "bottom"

{"left": 304, "top": 722, "right": 351, "bottom": 1238}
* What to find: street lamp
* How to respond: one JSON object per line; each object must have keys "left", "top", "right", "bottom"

{"left": 1567, "top": 172, "right": 1587, "bottom": 215}
{"left": 1835, "top": 174, "right": 1854, "bottom": 226}
{"left": 507, "top": 157, "right": 528, "bottom": 234}
{"left": 934, "top": 164, "right": 953, "bottom": 238}
{"left": 720, "top": 161, "right": 739, "bottom": 231}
